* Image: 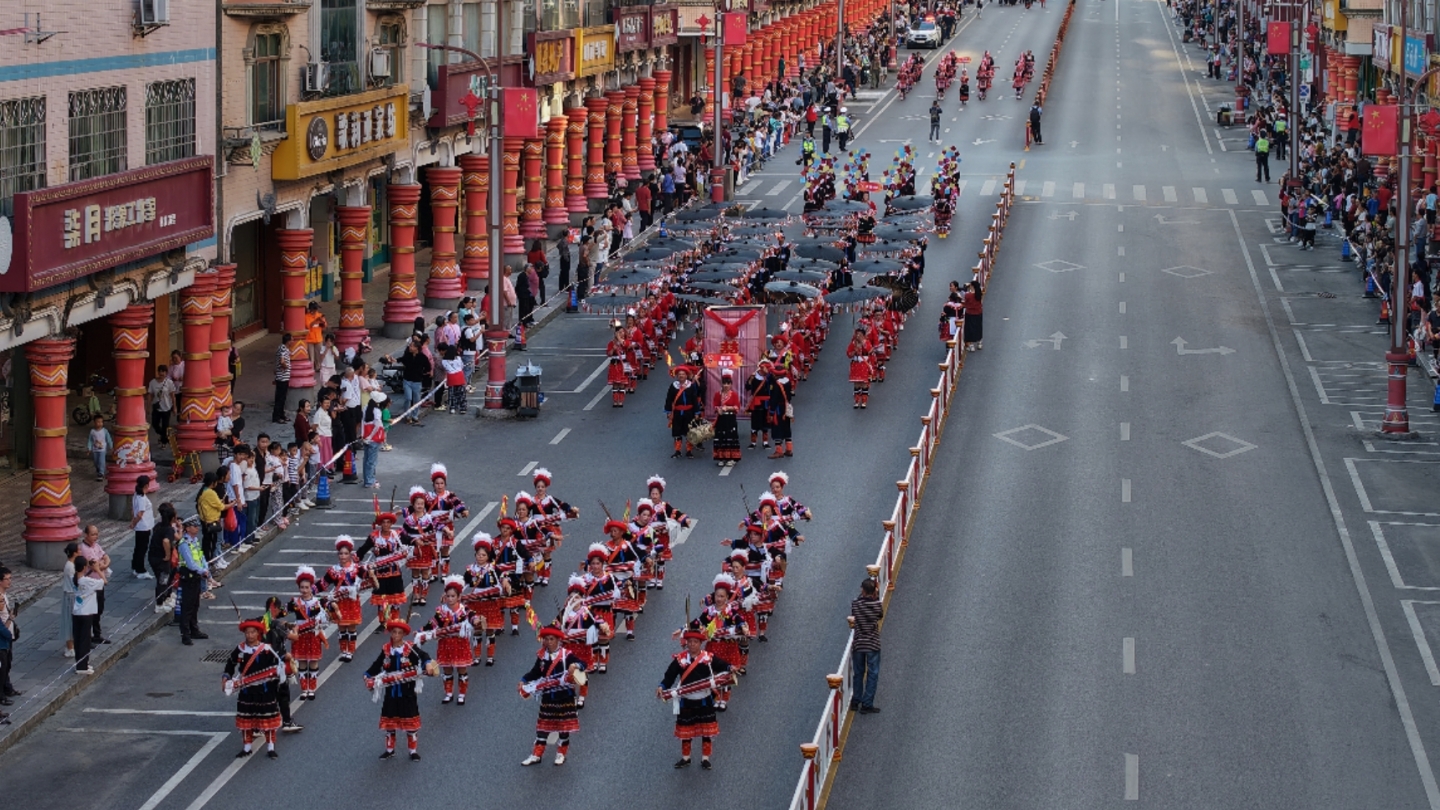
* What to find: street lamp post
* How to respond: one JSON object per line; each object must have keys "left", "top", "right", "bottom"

{"left": 836, "top": 0, "right": 845, "bottom": 81}
{"left": 417, "top": 3, "right": 508, "bottom": 409}
{"left": 712, "top": 8, "right": 728, "bottom": 203}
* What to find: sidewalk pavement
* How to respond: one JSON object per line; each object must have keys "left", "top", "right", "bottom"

{"left": 0, "top": 204, "right": 686, "bottom": 754}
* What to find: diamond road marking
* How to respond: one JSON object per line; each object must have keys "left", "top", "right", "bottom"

{"left": 1036, "top": 259, "right": 1084, "bottom": 273}
{"left": 1161, "top": 265, "right": 1212, "bottom": 278}
{"left": 994, "top": 424, "right": 1071, "bottom": 451}
{"left": 1182, "top": 432, "right": 1257, "bottom": 459}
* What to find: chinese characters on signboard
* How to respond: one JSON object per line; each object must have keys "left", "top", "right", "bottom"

{"left": 335, "top": 103, "right": 398, "bottom": 151}
{"left": 62, "top": 197, "right": 173, "bottom": 250}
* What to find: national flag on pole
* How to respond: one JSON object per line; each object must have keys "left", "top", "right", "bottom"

{"left": 502, "top": 88, "right": 538, "bottom": 139}
{"left": 1266, "top": 21, "right": 1291, "bottom": 55}
{"left": 1362, "top": 105, "right": 1400, "bottom": 157}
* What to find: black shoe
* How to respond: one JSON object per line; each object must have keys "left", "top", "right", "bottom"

{"left": 850, "top": 700, "right": 860, "bottom": 711}
{"left": 191, "top": 632, "right": 209, "bottom": 640}
{"left": 380, "top": 750, "right": 396, "bottom": 760}
{"left": 267, "top": 750, "right": 279, "bottom": 759}
{"left": 701, "top": 758, "right": 713, "bottom": 770}
{"left": 674, "top": 758, "right": 692, "bottom": 769}
{"left": 0, "top": 698, "right": 12, "bottom": 707}
{"left": 671, "top": 451, "right": 682, "bottom": 458}
{"left": 93, "top": 637, "right": 109, "bottom": 645}
{"left": 181, "top": 637, "right": 194, "bottom": 646}
{"left": 236, "top": 750, "right": 252, "bottom": 759}
{"left": 410, "top": 752, "right": 421, "bottom": 761}
{"left": 860, "top": 705, "right": 881, "bottom": 714}
{"left": 4, "top": 689, "right": 22, "bottom": 697}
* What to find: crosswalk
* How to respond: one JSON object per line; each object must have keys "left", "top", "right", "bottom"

{"left": 733, "top": 174, "right": 1276, "bottom": 208}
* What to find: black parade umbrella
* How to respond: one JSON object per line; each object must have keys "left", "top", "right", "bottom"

{"left": 598, "top": 267, "right": 664, "bottom": 286}
{"left": 687, "top": 270, "right": 750, "bottom": 283}
{"left": 735, "top": 206, "right": 790, "bottom": 220}
{"left": 624, "top": 247, "right": 687, "bottom": 263}
{"left": 684, "top": 281, "right": 743, "bottom": 294}
{"left": 794, "top": 244, "right": 847, "bottom": 262}
{"left": 663, "top": 221, "right": 719, "bottom": 232}
{"left": 763, "top": 281, "right": 823, "bottom": 303}
{"left": 643, "top": 237, "right": 698, "bottom": 252}
{"left": 709, "top": 248, "right": 765, "bottom": 261}
{"left": 887, "top": 195, "right": 934, "bottom": 211}
{"left": 824, "top": 287, "right": 889, "bottom": 305}
{"left": 880, "top": 215, "right": 929, "bottom": 229}
{"left": 850, "top": 258, "right": 907, "bottom": 275}
{"left": 725, "top": 224, "right": 784, "bottom": 237}
{"left": 675, "top": 293, "right": 721, "bottom": 305}
{"left": 771, "top": 270, "right": 832, "bottom": 284}
{"left": 675, "top": 209, "right": 722, "bottom": 221}
{"left": 825, "top": 199, "right": 873, "bottom": 212}
{"left": 886, "top": 288, "right": 921, "bottom": 313}
{"left": 871, "top": 225, "right": 921, "bottom": 242}
{"left": 789, "top": 258, "right": 840, "bottom": 272}
{"left": 583, "top": 292, "right": 648, "bottom": 310}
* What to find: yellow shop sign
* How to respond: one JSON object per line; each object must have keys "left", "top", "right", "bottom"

{"left": 575, "top": 26, "right": 616, "bottom": 77}
{"left": 272, "top": 87, "right": 409, "bottom": 181}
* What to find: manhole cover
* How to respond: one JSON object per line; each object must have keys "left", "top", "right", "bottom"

{"left": 1318, "top": 292, "right": 1337, "bottom": 298}
{"left": 202, "top": 648, "right": 232, "bottom": 663}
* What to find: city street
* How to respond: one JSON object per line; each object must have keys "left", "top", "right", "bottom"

{"left": 6, "top": 0, "right": 1440, "bottom": 808}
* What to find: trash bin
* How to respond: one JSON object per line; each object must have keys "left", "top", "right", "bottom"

{"left": 515, "top": 362, "right": 542, "bottom": 419}
{"left": 1217, "top": 105, "right": 1231, "bottom": 126}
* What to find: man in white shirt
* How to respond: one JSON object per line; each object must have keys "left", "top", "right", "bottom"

{"left": 338, "top": 367, "right": 364, "bottom": 484}
{"left": 146, "top": 365, "right": 177, "bottom": 442}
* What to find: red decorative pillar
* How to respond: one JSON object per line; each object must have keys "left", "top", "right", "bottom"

{"left": 521, "top": 136, "right": 546, "bottom": 241}
{"left": 545, "top": 114, "right": 570, "bottom": 225}
{"left": 104, "top": 303, "right": 158, "bottom": 519}
{"left": 209, "top": 263, "right": 236, "bottom": 411}
{"left": 424, "top": 166, "right": 464, "bottom": 307}
{"left": 742, "top": 41, "right": 754, "bottom": 82}
{"left": 703, "top": 47, "right": 717, "bottom": 126}
{"left": 605, "top": 90, "right": 626, "bottom": 178}
{"left": 382, "top": 184, "right": 423, "bottom": 338}
{"left": 278, "top": 229, "right": 315, "bottom": 390}
{"left": 22, "top": 337, "right": 80, "bottom": 569}
{"left": 176, "top": 271, "right": 219, "bottom": 456}
{"left": 503, "top": 136, "right": 526, "bottom": 254}
{"left": 459, "top": 153, "right": 490, "bottom": 289}
{"left": 653, "top": 70, "right": 672, "bottom": 135}
{"left": 335, "top": 206, "right": 371, "bottom": 347}
{"left": 586, "top": 97, "right": 610, "bottom": 200}
{"left": 566, "top": 109, "right": 589, "bottom": 213}
{"left": 637, "top": 79, "right": 657, "bottom": 174}
{"left": 622, "top": 85, "right": 641, "bottom": 182}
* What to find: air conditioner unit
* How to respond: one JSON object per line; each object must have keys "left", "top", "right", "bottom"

{"left": 369, "top": 50, "right": 392, "bottom": 80}
{"left": 302, "top": 62, "right": 329, "bottom": 94}
{"left": 138, "top": 0, "right": 170, "bottom": 26}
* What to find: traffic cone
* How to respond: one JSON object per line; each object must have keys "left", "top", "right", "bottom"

{"left": 314, "top": 471, "right": 332, "bottom": 509}
{"left": 1342, "top": 240, "right": 1352, "bottom": 262}
{"left": 1364, "top": 273, "right": 1376, "bottom": 297}
{"left": 1379, "top": 296, "right": 1391, "bottom": 325}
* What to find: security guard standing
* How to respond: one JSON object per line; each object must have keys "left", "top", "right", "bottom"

{"left": 799, "top": 133, "right": 817, "bottom": 169}
{"left": 1272, "top": 114, "right": 1288, "bottom": 160}
{"left": 837, "top": 108, "right": 852, "bottom": 152}
{"left": 1255, "top": 129, "right": 1271, "bottom": 183}
{"left": 821, "top": 108, "right": 834, "bottom": 153}
{"left": 929, "top": 101, "right": 943, "bottom": 143}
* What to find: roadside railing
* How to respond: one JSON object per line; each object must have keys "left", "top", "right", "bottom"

{"left": 787, "top": 166, "right": 1017, "bottom": 810}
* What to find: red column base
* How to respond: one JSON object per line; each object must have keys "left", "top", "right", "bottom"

{"left": 1383, "top": 350, "right": 1411, "bottom": 434}
{"left": 382, "top": 299, "right": 423, "bottom": 328}
{"left": 711, "top": 168, "right": 727, "bottom": 203}
{"left": 485, "top": 329, "right": 509, "bottom": 409}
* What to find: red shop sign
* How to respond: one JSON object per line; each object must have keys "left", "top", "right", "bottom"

{"left": 617, "top": 8, "right": 650, "bottom": 52}
{"left": 2, "top": 156, "right": 214, "bottom": 293}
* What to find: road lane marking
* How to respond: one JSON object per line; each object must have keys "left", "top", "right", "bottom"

{"left": 719, "top": 465, "right": 734, "bottom": 477}
{"left": 1120, "top": 422, "right": 1130, "bottom": 441}
{"left": 1252, "top": 189, "right": 1269, "bottom": 206}
{"left": 954, "top": 179, "right": 967, "bottom": 197}
{"left": 549, "top": 428, "right": 571, "bottom": 445}
{"left": 1118, "top": 246, "right": 1125, "bottom": 256}
{"left": 766, "top": 180, "right": 792, "bottom": 196}
{"left": 1123, "top": 637, "right": 1136, "bottom": 673}
{"left": 454, "top": 501, "right": 499, "bottom": 542}
{"left": 1229, "top": 206, "right": 1440, "bottom": 808}
{"left": 1042, "top": 181, "right": 1055, "bottom": 197}
{"left": 981, "top": 179, "right": 997, "bottom": 196}
{"left": 1119, "top": 301, "right": 1127, "bottom": 314}
{"left": 1104, "top": 183, "right": 1116, "bottom": 199}
{"left": 1162, "top": 186, "right": 1178, "bottom": 202}
{"left": 1119, "top": 272, "right": 1125, "bottom": 282}
{"left": 1119, "top": 336, "right": 1128, "bottom": 349}
{"left": 1014, "top": 180, "right": 1027, "bottom": 195}
{"left": 1132, "top": 185, "right": 1146, "bottom": 201}
{"left": 83, "top": 708, "right": 233, "bottom": 717}
{"left": 1125, "top": 753, "right": 1139, "bottom": 800}
{"left": 1073, "top": 182, "right": 1085, "bottom": 198}
{"left": 1122, "top": 479, "right": 1132, "bottom": 502}
{"left": 1222, "top": 188, "right": 1238, "bottom": 205}
{"left": 558, "top": 360, "right": 609, "bottom": 394}
{"left": 1193, "top": 187, "right": 1207, "bottom": 204}
{"left": 583, "top": 386, "right": 609, "bottom": 411}
{"left": 517, "top": 461, "right": 538, "bottom": 477}
{"left": 1122, "top": 547, "right": 1133, "bottom": 576}
{"left": 1120, "top": 375, "right": 1129, "bottom": 391}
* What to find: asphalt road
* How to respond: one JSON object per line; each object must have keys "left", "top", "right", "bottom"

{"left": 829, "top": 0, "right": 1440, "bottom": 808}
{"left": 0, "top": 7, "right": 1068, "bottom": 810}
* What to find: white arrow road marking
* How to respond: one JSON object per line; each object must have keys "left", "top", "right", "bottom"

{"left": 1048, "top": 210, "right": 1078, "bottom": 221}
{"left": 1022, "top": 332, "right": 1067, "bottom": 349}
{"left": 971, "top": 138, "right": 996, "bottom": 145}
{"left": 1154, "top": 214, "right": 1199, "bottom": 224}
{"left": 1172, "top": 337, "right": 1235, "bottom": 355}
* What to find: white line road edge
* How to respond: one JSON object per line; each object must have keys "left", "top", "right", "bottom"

{"left": 1230, "top": 207, "right": 1440, "bottom": 808}
{"left": 55, "top": 728, "right": 231, "bottom": 810}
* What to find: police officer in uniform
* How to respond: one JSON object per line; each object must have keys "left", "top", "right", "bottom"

{"left": 821, "top": 108, "right": 834, "bottom": 154}
{"left": 837, "top": 108, "right": 852, "bottom": 152}
{"left": 799, "top": 134, "right": 816, "bottom": 169}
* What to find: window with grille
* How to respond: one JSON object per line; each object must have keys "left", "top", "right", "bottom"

{"left": 145, "top": 79, "right": 195, "bottom": 165}
{"left": 378, "top": 18, "right": 404, "bottom": 87}
{"left": 252, "top": 30, "right": 285, "bottom": 126}
{"left": 321, "top": 0, "right": 359, "bottom": 96}
{"left": 0, "top": 96, "right": 46, "bottom": 218}
{"left": 69, "top": 87, "right": 128, "bottom": 182}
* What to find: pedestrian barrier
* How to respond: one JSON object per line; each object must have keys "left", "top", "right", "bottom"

{"left": 1026, "top": 0, "right": 1077, "bottom": 148}
{"left": 787, "top": 169, "right": 1017, "bottom": 810}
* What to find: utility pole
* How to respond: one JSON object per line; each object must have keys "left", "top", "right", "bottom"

{"left": 712, "top": 5, "right": 727, "bottom": 203}
{"left": 1385, "top": 1, "right": 1413, "bottom": 433}
{"left": 836, "top": 0, "right": 845, "bottom": 81}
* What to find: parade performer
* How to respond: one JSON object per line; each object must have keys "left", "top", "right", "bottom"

{"left": 364, "top": 620, "right": 436, "bottom": 760}
{"left": 355, "top": 512, "right": 410, "bottom": 629}
{"left": 606, "top": 325, "right": 633, "bottom": 407}
{"left": 494, "top": 510, "right": 535, "bottom": 636}
{"left": 223, "top": 618, "right": 284, "bottom": 759}
{"left": 425, "top": 463, "right": 468, "bottom": 577}
{"left": 322, "top": 535, "right": 366, "bottom": 662}
{"left": 644, "top": 476, "right": 692, "bottom": 590}
{"left": 724, "top": 552, "right": 763, "bottom": 647}
{"left": 767, "top": 471, "right": 814, "bottom": 524}
{"left": 289, "top": 566, "right": 330, "bottom": 700}
{"left": 401, "top": 488, "right": 437, "bottom": 606}
{"left": 699, "top": 574, "right": 752, "bottom": 709}
{"left": 847, "top": 328, "right": 874, "bottom": 409}
{"left": 727, "top": 521, "right": 780, "bottom": 641}
{"left": 603, "top": 518, "right": 648, "bottom": 641}
{"left": 746, "top": 360, "right": 775, "bottom": 449}
{"left": 664, "top": 365, "right": 703, "bottom": 458}
{"left": 519, "top": 624, "right": 587, "bottom": 766}
{"left": 581, "top": 546, "right": 618, "bottom": 672}
{"left": 765, "top": 362, "right": 795, "bottom": 459}
{"left": 532, "top": 468, "right": 580, "bottom": 585}
{"left": 462, "top": 534, "right": 509, "bottom": 666}
{"left": 416, "top": 577, "right": 479, "bottom": 705}
{"left": 559, "top": 575, "right": 609, "bottom": 707}
{"left": 657, "top": 628, "right": 734, "bottom": 769}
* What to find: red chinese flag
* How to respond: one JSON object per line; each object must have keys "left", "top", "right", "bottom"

{"left": 502, "top": 88, "right": 538, "bottom": 139}
{"left": 1362, "top": 105, "right": 1399, "bottom": 157}
{"left": 1266, "top": 21, "right": 1291, "bottom": 55}
{"left": 723, "top": 12, "right": 747, "bottom": 46}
